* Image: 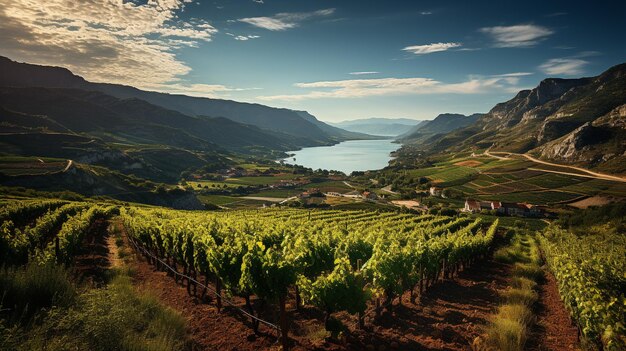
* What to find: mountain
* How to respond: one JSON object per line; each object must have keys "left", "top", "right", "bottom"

{"left": 331, "top": 118, "right": 423, "bottom": 136}
{"left": 0, "top": 56, "right": 358, "bottom": 146}
{"left": 401, "top": 62, "right": 626, "bottom": 173}
{"left": 295, "top": 111, "right": 377, "bottom": 139}
{"left": 398, "top": 113, "right": 482, "bottom": 142}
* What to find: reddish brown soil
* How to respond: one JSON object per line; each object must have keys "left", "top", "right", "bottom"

{"left": 72, "top": 218, "right": 111, "bottom": 286}
{"left": 130, "top": 253, "right": 282, "bottom": 350}
{"left": 128, "top": 244, "right": 510, "bottom": 351}
{"left": 527, "top": 271, "right": 580, "bottom": 351}
{"left": 338, "top": 260, "right": 510, "bottom": 351}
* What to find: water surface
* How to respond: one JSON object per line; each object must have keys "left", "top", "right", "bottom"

{"left": 281, "top": 139, "right": 399, "bottom": 174}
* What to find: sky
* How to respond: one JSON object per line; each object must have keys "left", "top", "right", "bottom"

{"left": 1, "top": 0, "right": 625, "bottom": 122}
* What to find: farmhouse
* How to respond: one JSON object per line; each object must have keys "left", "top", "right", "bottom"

{"left": 298, "top": 188, "right": 323, "bottom": 199}
{"left": 464, "top": 199, "right": 544, "bottom": 217}
{"left": 429, "top": 187, "right": 443, "bottom": 197}
{"left": 463, "top": 199, "right": 500, "bottom": 212}
{"left": 362, "top": 191, "right": 378, "bottom": 200}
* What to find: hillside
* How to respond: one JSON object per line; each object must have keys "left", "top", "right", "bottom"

{"left": 331, "top": 118, "right": 423, "bottom": 136}
{"left": 0, "top": 56, "right": 356, "bottom": 146}
{"left": 399, "top": 113, "right": 482, "bottom": 142}
{"left": 401, "top": 63, "right": 626, "bottom": 173}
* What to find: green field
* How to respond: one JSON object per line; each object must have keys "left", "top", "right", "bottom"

{"left": 189, "top": 180, "right": 246, "bottom": 189}
{"left": 0, "top": 156, "right": 68, "bottom": 176}
{"left": 225, "top": 174, "right": 300, "bottom": 186}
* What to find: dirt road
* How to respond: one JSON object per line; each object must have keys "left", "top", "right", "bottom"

{"left": 483, "top": 150, "right": 626, "bottom": 183}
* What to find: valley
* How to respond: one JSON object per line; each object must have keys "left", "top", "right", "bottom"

{"left": 1, "top": 2, "right": 625, "bottom": 350}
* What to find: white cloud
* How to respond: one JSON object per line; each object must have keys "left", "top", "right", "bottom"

{"left": 234, "top": 35, "right": 261, "bottom": 41}
{"left": 480, "top": 24, "right": 553, "bottom": 47}
{"left": 420, "top": 11, "right": 433, "bottom": 15}
{"left": 402, "top": 42, "right": 462, "bottom": 55}
{"left": 257, "top": 73, "right": 527, "bottom": 101}
{"left": 0, "top": 0, "right": 217, "bottom": 89}
{"left": 153, "top": 83, "right": 261, "bottom": 98}
{"left": 539, "top": 58, "right": 588, "bottom": 76}
{"left": 349, "top": 71, "right": 379, "bottom": 75}
{"left": 238, "top": 8, "right": 335, "bottom": 31}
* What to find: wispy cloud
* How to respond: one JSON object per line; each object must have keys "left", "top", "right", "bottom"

{"left": 480, "top": 24, "right": 553, "bottom": 47}
{"left": 226, "top": 33, "right": 260, "bottom": 41}
{"left": 402, "top": 42, "right": 462, "bottom": 55}
{"left": 155, "top": 83, "right": 261, "bottom": 98}
{"left": 539, "top": 58, "right": 588, "bottom": 76}
{"left": 257, "top": 73, "right": 528, "bottom": 101}
{"left": 545, "top": 12, "right": 567, "bottom": 17}
{"left": 238, "top": 8, "right": 335, "bottom": 31}
{"left": 349, "top": 71, "right": 379, "bottom": 75}
{"left": 0, "top": 0, "right": 217, "bottom": 88}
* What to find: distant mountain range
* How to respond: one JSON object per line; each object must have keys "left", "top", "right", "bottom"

{"left": 330, "top": 118, "right": 423, "bottom": 136}
{"left": 401, "top": 62, "right": 626, "bottom": 174}
{"left": 0, "top": 56, "right": 370, "bottom": 150}
{"left": 0, "top": 56, "right": 381, "bottom": 184}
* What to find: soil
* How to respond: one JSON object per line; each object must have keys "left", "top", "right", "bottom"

{"left": 454, "top": 160, "right": 483, "bottom": 167}
{"left": 568, "top": 196, "right": 614, "bottom": 209}
{"left": 527, "top": 271, "right": 581, "bottom": 351}
{"left": 72, "top": 217, "right": 111, "bottom": 286}
{"left": 339, "top": 260, "right": 510, "bottom": 351}
{"left": 127, "top": 244, "right": 511, "bottom": 351}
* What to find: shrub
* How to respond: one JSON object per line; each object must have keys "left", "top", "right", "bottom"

{"left": 0, "top": 263, "right": 76, "bottom": 323}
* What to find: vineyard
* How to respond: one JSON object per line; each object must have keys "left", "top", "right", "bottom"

{"left": 1, "top": 200, "right": 118, "bottom": 266}
{"left": 539, "top": 226, "right": 626, "bottom": 350}
{"left": 120, "top": 206, "right": 498, "bottom": 349}
{"left": 2, "top": 199, "right": 625, "bottom": 350}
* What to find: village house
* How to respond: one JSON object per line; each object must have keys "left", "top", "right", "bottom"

{"left": 464, "top": 199, "right": 543, "bottom": 217}
{"left": 463, "top": 199, "right": 502, "bottom": 213}
{"left": 299, "top": 188, "right": 323, "bottom": 199}
{"left": 362, "top": 191, "right": 378, "bottom": 200}
{"left": 429, "top": 187, "right": 442, "bottom": 197}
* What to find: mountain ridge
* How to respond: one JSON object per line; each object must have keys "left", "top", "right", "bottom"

{"left": 0, "top": 56, "right": 366, "bottom": 146}
{"left": 400, "top": 62, "right": 626, "bottom": 173}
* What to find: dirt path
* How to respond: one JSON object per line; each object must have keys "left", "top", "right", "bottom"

{"left": 527, "top": 271, "right": 580, "bottom": 351}
{"left": 343, "top": 181, "right": 356, "bottom": 189}
{"left": 484, "top": 150, "right": 626, "bottom": 183}
{"left": 72, "top": 218, "right": 111, "bottom": 285}
{"left": 521, "top": 154, "right": 626, "bottom": 183}
{"left": 62, "top": 159, "right": 73, "bottom": 172}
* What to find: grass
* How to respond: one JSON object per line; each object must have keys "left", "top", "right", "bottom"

{"left": 475, "top": 232, "right": 543, "bottom": 351}
{"left": 1, "top": 221, "right": 189, "bottom": 351}
{"left": 14, "top": 274, "right": 188, "bottom": 351}
{"left": 225, "top": 174, "right": 299, "bottom": 186}
{"left": 249, "top": 189, "right": 300, "bottom": 198}
{"left": 0, "top": 263, "right": 77, "bottom": 323}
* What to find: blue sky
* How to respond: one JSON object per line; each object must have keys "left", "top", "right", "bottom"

{"left": 1, "top": 0, "right": 624, "bottom": 122}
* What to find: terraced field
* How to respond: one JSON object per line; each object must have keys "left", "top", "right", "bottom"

{"left": 422, "top": 155, "right": 626, "bottom": 205}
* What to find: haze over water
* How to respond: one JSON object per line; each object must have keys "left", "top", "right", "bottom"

{"left": 282, "top": 139, "right": 400, "bottom": 175}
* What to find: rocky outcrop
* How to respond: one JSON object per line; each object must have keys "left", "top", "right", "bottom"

{"left": 538, "top": 104, "right": 626, "bottom": 166}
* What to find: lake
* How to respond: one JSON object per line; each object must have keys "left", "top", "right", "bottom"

{"left": 281, "top": 139, "right": 400, "bottom": 174}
